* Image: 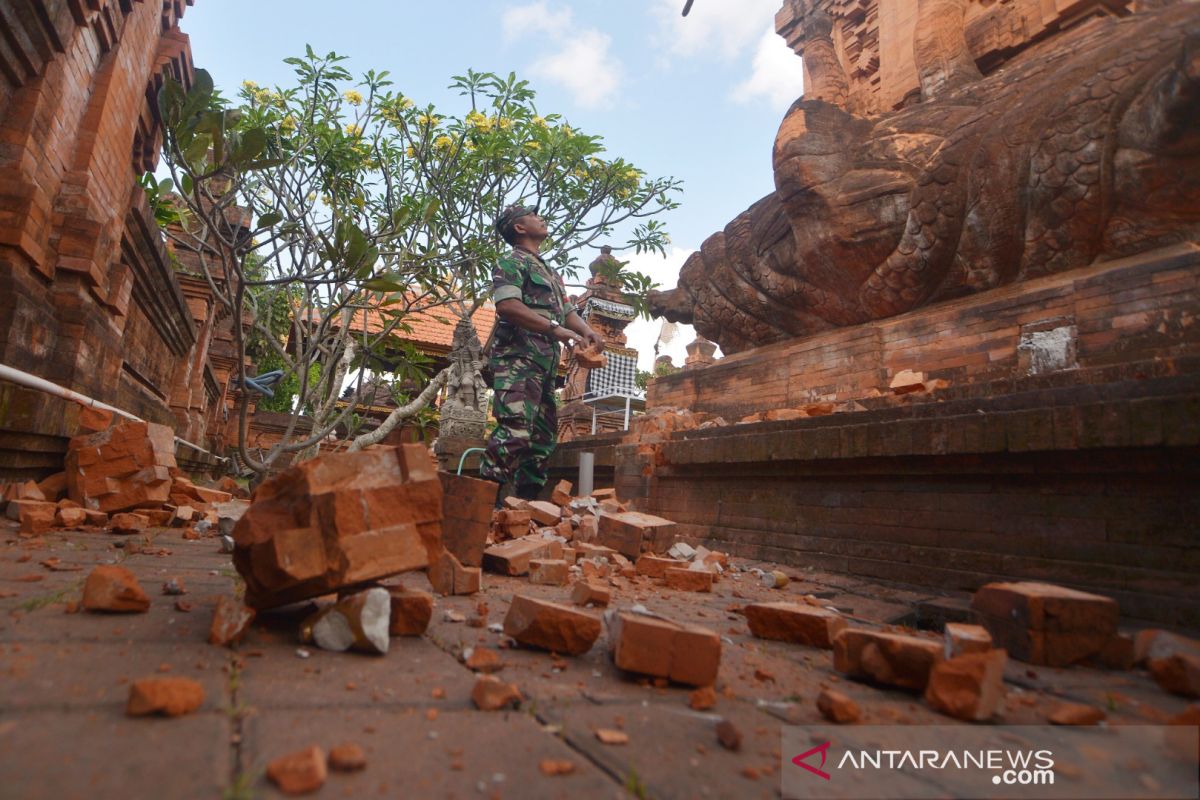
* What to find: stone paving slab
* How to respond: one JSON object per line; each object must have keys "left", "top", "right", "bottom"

{"left": 242, "top": 708, "right": 625, "bottom": 799}
{"left": 0, "top": 711, "right": 230, "bottom": 800}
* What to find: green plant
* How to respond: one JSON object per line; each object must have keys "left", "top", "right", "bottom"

{"left": 156, "top": 53, "right": 679, "bottom": 472}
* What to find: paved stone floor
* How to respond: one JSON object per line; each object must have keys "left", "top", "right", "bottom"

{"left": 0, "top": 519, "right": 1194, "bottom": 799}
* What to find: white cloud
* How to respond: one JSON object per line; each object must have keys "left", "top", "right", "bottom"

{"left": 503, "top": 3, "right": 623, "bottom": 109}
{"left": 652, "top": 0, "right": 780, "bottom": 61}
{"left": 733, "top": 27, "right": 805, "bottom": 109}
{"left": 501, "top": 1, "right": 571, "bottom": 42}
{"left": 618, "top": 246, "right": 723, "bottom": 372}
{"left": 529, "top": 29, "right": 622, "bottom": 109}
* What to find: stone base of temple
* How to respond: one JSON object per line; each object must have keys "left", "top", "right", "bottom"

{"left": 597, "top": 244, "right": 1200, "bottom": 629}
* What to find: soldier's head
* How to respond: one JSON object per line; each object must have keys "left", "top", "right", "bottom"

{"left": 495, "top": 203, "right": 548, "bottom": 247}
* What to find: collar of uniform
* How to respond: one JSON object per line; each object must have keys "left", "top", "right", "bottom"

{"left": 511, "top": 245, "right": 547, "bottom": 265}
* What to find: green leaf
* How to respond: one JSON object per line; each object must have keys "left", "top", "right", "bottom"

{"left": 180, "top": 174, "right": 193, "bottom": 195}
{"left": 157, "top": 179, "right": 173, "bottom": 195}
{"left": 235, "top": 127, "right": 268, "bottom": 163}
{"left": 421, "top": 198, "right": 441, "bottom": 225}
{"left": 362, "top": 276, "right": 406, "bottom": 292}
{"left": 258, "top": 212, "right": 283, "bottom": 227}
{"left": 183, "top": 133, "right": 212, "bottom": 165}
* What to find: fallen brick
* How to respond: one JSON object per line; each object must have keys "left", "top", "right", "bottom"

{"left": 833, "top": 629, "right": 943, "bottom": 691}
{"left": 529, "top": 558, "right": 570, "bottom": 586}
{"left": 66, "top": 420, "right": 176, "bottom": 513}
{"left": 230, "top": 445, "right": 442, "bottom": 609}
{"left": 1148, "top": 653, "right": 1200, "bottom": 698}
{"left": 37, "top": 472, "right": 67, "bottom": 501}
{"left": 591, "top": 488, "right": 616, "bottom": 500}
{"left": 664, "top": 567, "right": 713, "bottom": 593}
{"left": 83, "top": 509, "right": 108, "bottom": 526}
{"left": 571, "top": 580, "right": 611, "bottom": 608}
{"left": 575, "top": 542, "right": 618, "bottom": 561}
{"left": 438, "top": 472, "right": 495, "bottom": 567}
{"left": 744, "top": 602, "right": 847, "bottom": 649}
{"left": 972, "top": 582, "right": 1117, "bottom": 667}
{"left": 550, "top": 480, "right": 573, "bottom": 506}
{"left": 924, "top": 649, "right": 1007, "bottom": 721}
{"left": 482, "top": 536, "right": 560, "bottom": 576}
{"left": 1091, "top": 632, "right": 1136, "bottom": 671}
{"left": 635, "top": 554, "right": 677, "bottom": 579}
{"left": 472, "top": 675, "right": 522, "bottom": 710}
{"left": 55, "top": 506, "right": 88, "bottom": 528}
{"left": 580, "top": 559, "right": 610, "bottom": 580}
{"left": 553, "top": 520, "right": 574, "bottom": 540}
{"left": 465, "top": 647, "right": 504, "bottom": 673}
{"left": 77, "top": 405, "right": 114, "bottom": 433}
{"left": 82, "top": 565, "right": 150, "bottom": 613}
{"left": 595, "top": 729, "right": 628, "bottom": 746}
{"left": 1048, "top": 702, "right": 1106, "bottom": 726}
{"left": 502, "top": 497, "right": 529, "bottom": 511}
{"left": 268, "top": 746, "right": 328, "bottom": 795}
{"left": 303, "top": 588, "right": 391, "bottom": 655}
{"left": 574, "top": 341, "right": 607, "bottom": 369}
{"left": 387, "top": 587, "right": 433, "bottom": 636}
{"left": 526, "top": 500, "right": 563, "bottom": 527}
{"left": 428, "top": 550, "right": 482, "bottom": 596}
{"left": 890, "top": 369, "right": 926, "bottom": 394}
{"left": 539, "top": 759, "right": 576, "bottom": 776}
{"left": 110, "top": 512, "right": 149, "bottom": 535}
{"left": 944, "top": 623, "right": 994, "bottom": 659}
{"left": 816, "top": 689, "right": 861, "bottom": 723}
{"left": 1135, "top": 630, "right": 1200, "bottom": 666}
{"left": 209, "top": 596, "right": 256, "bottom": 647}
{"left": 607, "top": 611, "right": 721, "bottom": 687}
{"left": 562, "top": 547, "right": 576, "bottom": 565}
{"left": 8, "top": 499, "right": 56, "bottom": 534}
{"left": 171, "top": 505, "right": 196, "bottom": 526}
{"left": 576, "top": 516, "right": 598, "bottom": 542}
{"left": 126, "top": 677, "right": 205, "bottom": 717}
{"left": 715, "top": 719, "right": 741, "bottom": 751}
{"left": 689, "top": 686, "right": 717, "bottom": 710}
{"left": 503, "top": 595, "right": 602, "bottom": 656}
{"left": 327, "top": 743, "right": 367, "bottom": 772}
{"left": 597, "top": 511, "right": 676, "bottom": 559}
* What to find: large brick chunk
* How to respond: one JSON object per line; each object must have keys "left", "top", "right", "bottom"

{"left": 571, "top": 580, "right": 612, "bottom": 607}
{"left": 664, "top": 567, "right": 713, "bottom": 593}
{"left": 833, "top": 629, "right": 943, "bottom": 691}
{"left": 529, "top": 559, "right": 569, "bottom": 586}
{"left": 972, "top": 582, "right": 1118, "bottom": 667}
{"left": 526, "top": 500, "right": 563, "bottom": 526}
{"left": 503, "top": 595, "right": 601, "bottom": 656}
{"left": 924, "top": 649, "right": 1007, "bottom": 721}
{"left": 597, "top": 511, "right": 676, "bottom": 559}
{"left": 607, "top": 611, "right": 721, "bottom": 687}
{"left": 232, "top": 446, "right": 444, "bottom": 610}
{"left": 744, "top": 602, "right": 847, "bottom": 649}
{"left": 428, "top": 551, "right": 482, "bottom": 596}
{"left": 438, "top": 472, "right": 495, "bottom": 567}
{"left": 482, "top": 536, "right": 561, "bottom": 576}
{"left": 82, "top": 565, "right": 150, "bottom": 613}
{"left": 126, "top": 677, "right": 205, "bottom": 717}
{"left": 387, "top": 587, "right": 433, "bottom": 636}
{"left": 7, "top": 499, "right": 56, "bottom": 534}
{"left": 65, "top": 420, "right": 176, "bottom": 513}
{"left": 635, "top": 554, "right": 677, "bottom": 578}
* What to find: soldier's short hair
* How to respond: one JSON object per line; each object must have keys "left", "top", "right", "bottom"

{"left": 495, "top": 203, "right": 535, "bottom": 245}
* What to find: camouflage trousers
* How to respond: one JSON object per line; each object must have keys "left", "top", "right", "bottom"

{"left": 478, "top": 333, "right": 558, "bottom": 494}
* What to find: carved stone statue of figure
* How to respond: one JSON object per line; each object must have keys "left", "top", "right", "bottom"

{"left": 650, "top": 3, "right": 1200, "bottom": 353}
{"left": 438, "top": 317, "right": 490, "bottom": 439}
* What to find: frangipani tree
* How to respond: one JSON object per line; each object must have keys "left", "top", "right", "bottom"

{"left": 155, "top": 48, "right": 681, "bottom": 474}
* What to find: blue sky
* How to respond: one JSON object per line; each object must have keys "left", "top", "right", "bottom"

{"left": 183, "top": 0, "right": 805, "bottom": 369}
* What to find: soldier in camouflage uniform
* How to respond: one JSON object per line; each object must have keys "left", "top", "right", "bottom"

{"left": 479, "top": 204, "right": 604, "bottom": 501}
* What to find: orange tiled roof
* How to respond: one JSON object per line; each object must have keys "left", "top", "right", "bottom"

{"left": 349, "top": 301, "right": 498, "bottom": 355}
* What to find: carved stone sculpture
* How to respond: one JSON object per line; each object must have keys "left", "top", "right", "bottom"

{"left": 438, "top": 317, "right": 490, "bottom": 440}
{"left": 650, "top": 4, "right": 1200, "bottom": 353}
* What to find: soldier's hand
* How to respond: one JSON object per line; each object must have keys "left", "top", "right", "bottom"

{"left": 552, "top": 325, "right": 581, "bottom": 345}
{"left": 582, "top": 330, "right": 604, "bottom": 350}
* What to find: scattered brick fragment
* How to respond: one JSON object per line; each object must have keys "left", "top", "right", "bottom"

{"left": 439, "top": 472, "right": 495, "bottom": 566}
{"left": 715, "top": 719, "right": 742, "bottom": 751}
{"left": 82, "top": 510, "right": 108, "bottom": 527}
{"left": 482, "top": 536, "right": 560, "bottom": 576}
{"left": 817, "top": 689, "right": 861, "bottom": 723}
{"left": 570, "top": 580, "right": 611, "bottom": 607}
{"left": 1048, "top": 702, "right": 1106, "bottom": 726}
{"left": 689, "top": 686, "right": 717, "bottom": 710}
{"left": 472, "top": 675, "right": 522, "bottom": 710}
{"left": 665, "top": 568, "right": 713, "bottom": 592}
{"left": 1092, "top": 632, "right": 1135, "bottom": 670}
{"left": 428, "top": 550, "right": 482, "bottom": 596}
{"left": 161, "top": 577, "right": 186, "bottom": 596}
{"left": 1148, "top": 653, "right": 1200, "bottom": 698}
{"left": 550, "top": 480, "right": 573, "bottom": 506}
{"left": 303, "top": 588, "right": 391, "bottom": 655}
{"left": 66, "top": 420, "right": 176, "bottom": 513}
{"left": 503, "top": 595, "right": 601, "bottom": 656}
{"left": 1134, "top": 629, "right": 1200, "bottom": 666}
{"left": 744, "top": 602, "right": 846, "bottom": 649}
{"left": 208, "top": 596, "right": 256, "bottom": 647}
{"left": 833, "top": 629, "right": 943, "bottom": 691}
{"left": 328, "top": 743, "right": 367, "bottom": 772}
{"left": 944, "top": 623, "right": 993, "bottom": 658}
{"left": 634, "top": 555, "right": 676, "bottom": 579}
{"left": 576, "top": 516, "right": 598, "bottom": 542}
{"left": 82, "top": 565, "right": 150, "bottom": 613}
{"left": 267, "top": 746, "right": 328, "bottom": 795}
{"left": 607, "top": 611, "right": 721, "bottom": 687}
{"left": 529, "top": 558, "right": 569, "bottom": 586}
{"left": 924, "top": 650, "right": 1007, "bottom": 721}
{"left": 539, "top": 759, "right": 576, "bottom": 776}
{"left": 465, "top": 647, "right": 504, "bottom": 673}
{"left": 110, "top": 512, "right": 148, "bottom": 535}
{"left": 126, "top": 677, "right": 204, "bottom": 717}
{"left": 387, "top": 587, "right": 433, "bottom": 636}
{"left": 595, "top": 729, "right": 629, "bottom": 745}
{"left": 77, "top": 405, "right": 114, "bottom": 433}
{"left": 574, "top": 341, "right": 607, "bottom": 370}
{"left": 8, "top": 499, "right": 56, "bottom": 534}
{"left": 55, "top": 506, "right": 88, "bottom": 528}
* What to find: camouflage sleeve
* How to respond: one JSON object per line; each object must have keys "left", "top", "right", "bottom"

{"left": 493, "top": 255, "right": 524, "bottom": 304}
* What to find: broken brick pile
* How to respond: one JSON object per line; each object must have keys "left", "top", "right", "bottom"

{"left": 0, "top": 419, "right": 239, "bottom": 538}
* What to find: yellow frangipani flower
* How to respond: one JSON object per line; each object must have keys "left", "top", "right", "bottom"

{"left": 434, "top": 135, "right": 454, "bottom": 150}
{"left": 497, "top": 117, "right": 512, "bottom": 131}
{"left": 532, "top": 116, "right": 547, "bottom": 128}
{"left": 405, "top": 145, "right": 416, "bottom": 158}
{"left": 417, "top": 113, "right": 439, "bottom": 127}
{"left": 399, "top": 97, "right": 415, "bottom": 110}
{"left": 280, "top": 115, "right": 297, "bottom": 133}
{"left": 343, "top": 90, "right": 364, "bottom": 106}
{"left": 524, "top": 141, "right": 541, "bottom": 151}
{"left": 242, "top": 80, "right": 260, "bottom": 91}
{"left": 345, "top": 124, "right": 364, "bottom": 137}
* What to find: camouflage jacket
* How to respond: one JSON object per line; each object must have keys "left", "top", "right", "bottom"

{"left": 492, "top": 246, "right": 571, "bottom": 328}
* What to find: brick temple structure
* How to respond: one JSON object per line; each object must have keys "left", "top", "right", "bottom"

{"left": 0, "top": 0, "right": 239, "bottom": 478}
{"left": 557, "top": 0, "right": 1200, "bottom": 630}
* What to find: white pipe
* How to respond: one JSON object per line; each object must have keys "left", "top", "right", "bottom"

{"left": 0, "top": 363, "right": 229, "bottom": 465}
